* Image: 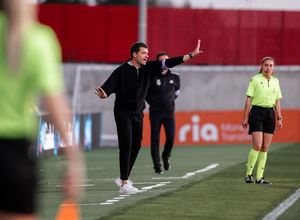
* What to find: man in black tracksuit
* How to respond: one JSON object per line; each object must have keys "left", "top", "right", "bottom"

{"left": 94, "top": 40, "right": 202, "bottom": 193}
{"left": 146, "top": 52, "right": 180, "bottom": 174}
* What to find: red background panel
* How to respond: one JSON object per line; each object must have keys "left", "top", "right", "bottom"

{"left": 37, "top": 4, "right": 300, "bottom": 65}
{"left": 194, "top": 9, "right": 239, "bottom": 65}
{"left": 147, "top": 7, "right": 197, "bottom": 62}
{"left": 106, "top": 6, "right": 139, "bottom": 63}
{"left": 63, "top": 5, "right": 109, "bottom": 62}
{"left": 238, "top": 10, "right": 283, "bottom": 65}
{"left": 37, "top": 4, "right": 66, "bottom": 50}
{"left": 282, "top": 11, "right": 300, "bottom": 65}
{"left": 147, "top": 8, "right": 240, "bottom": 65}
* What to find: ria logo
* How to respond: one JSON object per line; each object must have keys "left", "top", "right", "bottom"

{"left": 178, "top": 115, "right": 218, "bottom": 143}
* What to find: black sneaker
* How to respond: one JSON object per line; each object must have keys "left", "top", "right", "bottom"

{"left": 245, "top": 175, "right": 254, "bottom": 184}
{"left": 155, "top": 168, "right": 163, "bottom": 174}
{"left": 256, "top": 178, "right": 272, "bottom": 184}
{"left": 162, "top": 157, "right": 170, "bottom": 171}
{"left": 154, "top": 165, "right": 163, "bottom": 174}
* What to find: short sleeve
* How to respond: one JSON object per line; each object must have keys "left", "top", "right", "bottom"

{"left": 26, "top": 24, "right": 65, "bottom": 96}
{"left": 246, "top": 78, "right": 255, "bottom": 97}
{"left": 276, "top": 80, "right": 283, "bottom": 100}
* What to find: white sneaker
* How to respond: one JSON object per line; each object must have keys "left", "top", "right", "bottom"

{"left": 115, "top": 177, "right": 133, "bottom": 187}
{"left": 119, "top": 183, "right": 139, "bottom": 193}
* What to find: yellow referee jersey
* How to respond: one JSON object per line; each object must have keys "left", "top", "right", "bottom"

{"left": 246, "top": 73, "right": 282, "bottom": 108}
{"left": 0, "top": 12, "right": 65, "bottom": 139}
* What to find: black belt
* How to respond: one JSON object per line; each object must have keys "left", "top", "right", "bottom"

{"left": 252, "top": 105, "right": 274, "bottom": 110}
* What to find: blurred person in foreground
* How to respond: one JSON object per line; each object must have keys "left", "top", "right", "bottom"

{"left": 0, "top": 0, "right": 85, "bottom": 219}
{"left": 242, "top": 57, "right": 283, "bottom": 185}
{"left": 94, "top": 39, "right": 203, "bottom": 193}
{"left": 145, "top": 52, "right": 180, "bottom": 174}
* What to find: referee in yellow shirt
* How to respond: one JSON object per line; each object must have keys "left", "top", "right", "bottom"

{"left": 242, "top": 57, "right": 283, "bottom": 184}
{"left": 0, "top": 1, "right": 85, "bottom": 219}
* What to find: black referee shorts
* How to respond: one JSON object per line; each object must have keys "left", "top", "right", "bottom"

{"left": 248, "top": 106, "right": 276, "bottom": 134}
{"left": 0, "top": 138, "right": 37, "bottom": 214}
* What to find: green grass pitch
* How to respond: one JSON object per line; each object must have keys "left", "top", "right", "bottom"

{"left": 36, "top": 143, "right": 300, "bottom": 220}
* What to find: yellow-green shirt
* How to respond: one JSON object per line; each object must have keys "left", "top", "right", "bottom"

{"left": 246, "top": 73, "right": 282, "bottom": 108}
{"left": 0, "top": 12, "right": 65, "bottom": 139}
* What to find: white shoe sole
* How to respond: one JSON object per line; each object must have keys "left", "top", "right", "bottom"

{"left": 119, "top": 187, "right": 139, "bottom": 193}
{"left": 119, "top": 183, "right": 139, "bottom": 193}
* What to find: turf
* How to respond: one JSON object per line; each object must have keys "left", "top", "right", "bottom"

{"left": 36, "top": 143, "right": 300, "bottom": 220}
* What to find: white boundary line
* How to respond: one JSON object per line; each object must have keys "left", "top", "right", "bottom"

{"left": 262, "top": 188, "right": 300, "bottom": 220}
{"left": 62, "top": 164, "right": 219, "bottom": 207}
{"left": 98, "top": 164, "right": 219, "bottom": 206}
{"left": 56, "top": 184, "right": 95, "bottom": 187}
{"left": 152, "top": 163, "right": 219, "bottom": 180}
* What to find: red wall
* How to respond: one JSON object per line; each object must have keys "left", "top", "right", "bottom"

{"left": 37, "top": 4, "right": 300, "bottom": 65}
{"left": 38, "top": 4, "right": 138, "bottom": 63}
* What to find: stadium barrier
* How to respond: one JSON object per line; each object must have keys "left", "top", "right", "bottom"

{"left": 65, "top": 63, "right": 300, "bottom": 147}
{"left": 36, "top": 112, "right": 103, "bottom": 157}
{"left": 142, "top": 109, "right": 300, "bottom": 146}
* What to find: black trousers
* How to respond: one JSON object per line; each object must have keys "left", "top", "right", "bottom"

{"left": 149, "top": 112, "right": 175, "bottom": 169}
{"left": 114, "top": 111, "right": 143, "bottom": 180}
{"left": 0, "top": 138, "right": 36, "bottom": 214}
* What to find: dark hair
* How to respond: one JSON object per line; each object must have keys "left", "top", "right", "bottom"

{"left": 130, "top": 41, "right": 148, "bottom": 58}
{"left": 259, "top": 57, "right": 275, "bottom": 74}
{"left": 156, "top": 51, "right": 168, "bottom": 61}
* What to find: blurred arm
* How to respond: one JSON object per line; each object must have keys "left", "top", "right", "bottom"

{"left": 43, "top": 94, "right": 86, "bottom": 199}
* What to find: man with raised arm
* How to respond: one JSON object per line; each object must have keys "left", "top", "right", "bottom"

{"left": 94, "top": 40, "right": 203, "bottom": 193}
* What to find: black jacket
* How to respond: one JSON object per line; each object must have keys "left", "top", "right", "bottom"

{"left": 146, "top": 70, "right": 180, "bottom": 114}
{"left": 101, "top": 56, "right": 183, "bottom": 114}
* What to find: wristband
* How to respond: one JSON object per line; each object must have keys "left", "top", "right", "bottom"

{"left": 189, "top": 52, "right": 193, "bottom": 59}
{"left": 277, "top": 116, "right": 282, "bottom": 120}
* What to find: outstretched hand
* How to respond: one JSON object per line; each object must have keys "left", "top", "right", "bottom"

{"left": 94, "top": 86, "right": 107, "bottom": 99}
{"left": 183, "top": 39, "right": 203, "bottom": 62}
{"left": 192, "top": 39, "right": 203, "bottom": 57}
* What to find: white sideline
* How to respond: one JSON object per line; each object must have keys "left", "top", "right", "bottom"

{"left": 67, "top": 164, "right": 219, "bottom": 207}
{"left": 152, "top": 163, "right": 219, "bottom": 180}
{"left": 262, "top": 188, "right": 300, "bottom": 220}
{"left": 97, "top": 181, "right": 171, "bottom": 206}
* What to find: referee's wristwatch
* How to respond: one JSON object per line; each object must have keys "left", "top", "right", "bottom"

{"left": 277, "top": 116, "right": 283, "bottom": 120}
